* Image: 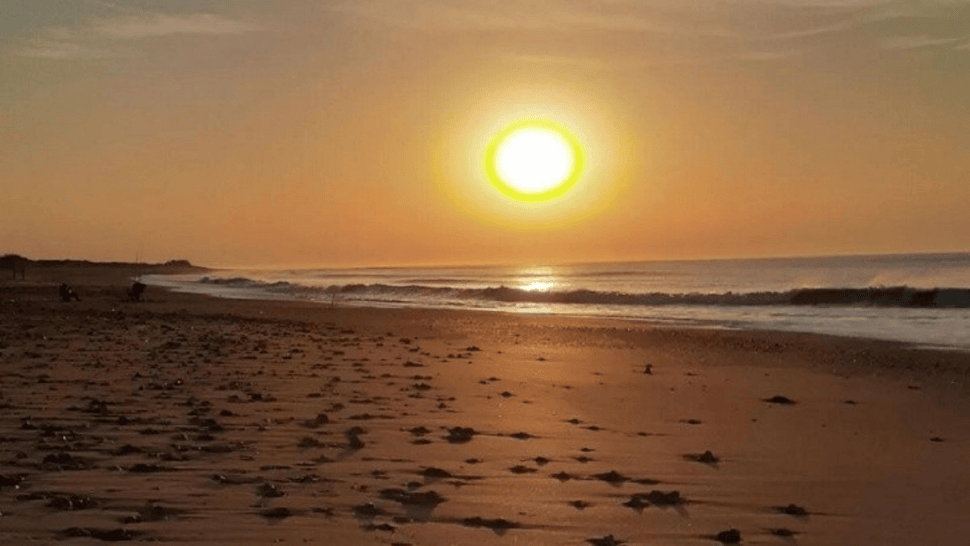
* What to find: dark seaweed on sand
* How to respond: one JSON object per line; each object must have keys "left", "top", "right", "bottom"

{"left": 461, "top": 516, "right": 519, "bottom": 530}
{"left": 256, "top": 482, "right": 285, "bottom": 498}
{"left": 122, "top": 503, "right": 185, "bottom": 523}
{"left": 364, "top": 522, "right": 396, "bottom": 532}
{"left": 445, "top": 426, "right": 476, "bottom": 443}
{"left": 714, "top": 528, "right": 742, "bottom": 543}
{"left": 353, "top": 502, "right": 384, "bottom": 517}
{"left": 587, "top": 535, "right": 625, "bottom": 546}
{"left": 592, "top": 470, "right": 629, "bottom": 484}
{"left": 42, "top": 452, "right": 88, "bottom": 470}
{"left": 58, "top": 527, "right": 138, "bottom": 541}
{"left": 774, "top": 503, "right": 809, "bottom": 516}
{"left": 259, "top": 507, "right": 293, "bottom": 519}
{"left": 46, "top": 494, "right": 99, "bottom": 510}
{"left": 0, "top": 474, "right": 26, "bottom": 488}
{"left": 419, "top": 467, "right": 453, "bottom": 478}
{"left": 379, "top": 488, "right": 446, "bottom": 506}
{"left": 623, "top": 490, "right": 684, "bottom": 509}
{"left": 684, "top": 450, "right": 720, "bottom": 464}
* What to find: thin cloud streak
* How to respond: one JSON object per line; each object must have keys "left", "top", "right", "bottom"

{"left": 97, "top": 14, "right": 258, "bottom": 39}
{"left": 328, "top": 0, "right": 966, "bottom": 67}
{"left": 332, "top": 0, "right": 872, "bottom": 37}
{"left": 15, "top": 12, "right": 258, "bottom": 59}
{"left": 332, "top": 0, "right": 969, "bottom": 58}
{"left": 882, "top": 34, "right": 970, "bottom": 50}
{"left": 329, "top": 0, "right": 730, "bottom": 35}
{"left": 16, "top": 40, "right": 111, "bottom": 59}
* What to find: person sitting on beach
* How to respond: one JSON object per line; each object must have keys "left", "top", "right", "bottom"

{"left": 128, "top": 281, "right": 147, "bottom": 302}
{"left": 59, "top": 283, "right": 81, "bottom": 302}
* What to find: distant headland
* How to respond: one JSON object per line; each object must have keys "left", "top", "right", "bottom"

{"left": 1, "top": 254, "right": 209, "bottom": 281}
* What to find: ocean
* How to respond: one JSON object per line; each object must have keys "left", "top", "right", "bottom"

{"left": 143, "top": 253, "right": 970, "bottom": 351}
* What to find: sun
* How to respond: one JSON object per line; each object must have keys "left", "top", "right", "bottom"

{"left": 485, "top": 119, "right": 584, "bottom": 202}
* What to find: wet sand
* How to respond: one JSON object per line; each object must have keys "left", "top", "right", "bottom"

{"left": 2, "top": 266, "right": 969, "bottom": 545}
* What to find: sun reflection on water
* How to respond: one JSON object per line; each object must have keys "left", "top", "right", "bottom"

{"left": 515, "top": 266, "right": 565, "bottom": 292}
{"left": 522, "top": 281, "right": 556, "bottom": 291}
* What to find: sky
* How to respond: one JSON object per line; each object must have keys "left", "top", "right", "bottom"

{"left": 2, "top": 0, "right": 968, "bottom": 268}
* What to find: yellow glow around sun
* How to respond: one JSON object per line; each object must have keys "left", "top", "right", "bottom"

{"left": 485, "top": 119, "right": 584, "bottom": 202}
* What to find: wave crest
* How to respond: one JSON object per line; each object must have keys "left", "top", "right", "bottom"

{"left": 194, "top": 277, "right": 970, "bottom": 308}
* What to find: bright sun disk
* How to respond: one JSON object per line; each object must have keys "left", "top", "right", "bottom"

{"left": 485, "top": 119, "right": 583, "bottom": 202}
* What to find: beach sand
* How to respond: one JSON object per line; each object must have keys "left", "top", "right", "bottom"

{"left": 2, "top": 265, "right": 969, "bottom": 545}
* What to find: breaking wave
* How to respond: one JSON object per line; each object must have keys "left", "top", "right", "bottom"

{"left": 195, "top": 277, "right": 970, "bottom": 308}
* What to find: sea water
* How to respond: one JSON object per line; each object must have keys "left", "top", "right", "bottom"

{"left": 144, "top": 253, "right": 970, "bottom": 351}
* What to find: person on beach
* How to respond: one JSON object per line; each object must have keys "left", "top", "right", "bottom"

{"left": 128, "top": 281, "right": 147, "bottom": 301}
{"left": 59, "top": 283, "right": 81, "bottom": 302}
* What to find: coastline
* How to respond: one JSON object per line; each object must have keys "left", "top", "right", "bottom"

{"left": 2, "top": 265, "right": 969, "bottom": 544}
{"left": 11, "top": 263, "right": 970, "bottom": 386}
{"left": 140, "top": 255, "right": 970, "bottom": 353}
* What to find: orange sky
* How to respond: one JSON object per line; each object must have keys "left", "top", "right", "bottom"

{"left": 2, "top": 2, "right": 969, "bottom": 267}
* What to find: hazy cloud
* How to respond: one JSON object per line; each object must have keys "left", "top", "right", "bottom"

{"left": 16, "top": 40, "right": 110, "bottom": 60}
{"left": 15, "top": 12, "right": 258, "bottom": 59}
{"left": 97, "top": 14, "right": 258, "bottom": 39}
{"left": 882, "top": 34, "right": 969, "bottom": 50}
{"left": 330, "top": 0, "right": 724, "bottom": 34}
{"left": 327, "top": 0, "right": 901, "bottom": 65}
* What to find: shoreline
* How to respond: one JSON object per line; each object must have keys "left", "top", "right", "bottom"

{"left": 7, "top": 265, "right": 970, "bottom": 388}
{"left": 141, "top": 264, "right": 970, "bottom": 354}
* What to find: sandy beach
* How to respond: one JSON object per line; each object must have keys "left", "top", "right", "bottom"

{"left": 2, "top": 265, "right": 969, "bottom": 545}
